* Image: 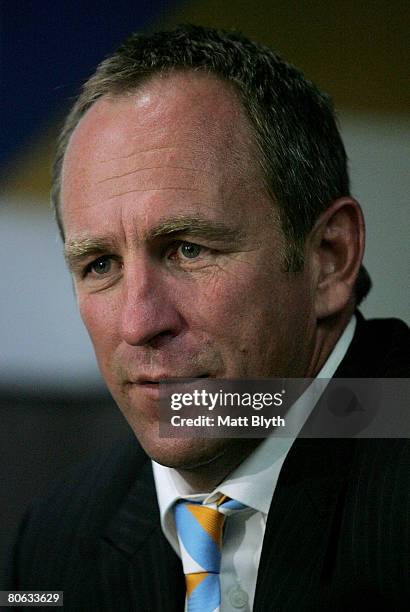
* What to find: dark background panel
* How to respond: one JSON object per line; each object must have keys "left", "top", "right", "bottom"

{"left": 0, "top": 0, "right": 182, "bottom": 169}
{"left": 0, "top": 391, "right": 129, "bottom": 569}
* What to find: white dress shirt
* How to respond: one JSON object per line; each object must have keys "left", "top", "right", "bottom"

{"left": 152, "top": 316, "right": 356, "bottom": 611}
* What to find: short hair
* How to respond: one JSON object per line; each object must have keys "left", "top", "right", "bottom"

{"left": 52, "top": 24, "right": 371, "bottom": 304}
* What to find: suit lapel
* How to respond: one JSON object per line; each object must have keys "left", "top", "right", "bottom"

{"left": 100, "top": 459, "right": 185, "bottom": 611}
{"left": 254, "top": 438, "right": 355, "bottom": 611}
{"left": 102, "top": 458, "right": 161, "bottom": 555}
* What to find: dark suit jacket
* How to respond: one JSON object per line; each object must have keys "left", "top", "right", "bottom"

{"left": 3, "top": 314, "right": 410, "bottom": 611}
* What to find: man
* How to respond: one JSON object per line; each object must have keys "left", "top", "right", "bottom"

{"left": 4, "top": 25, "right": 409, "bottom": 610}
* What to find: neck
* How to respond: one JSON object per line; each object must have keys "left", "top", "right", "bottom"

{"left": 307, "top": 309, "right": 354, "bottom": 377}
{"left": 176, "top": 439, "right": 261, "bottom": 493}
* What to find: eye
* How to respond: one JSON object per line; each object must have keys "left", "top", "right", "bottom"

{"left": 178, "top": 242, "right": 203, "bottom": 259}
{"left": 87, "top": 256, "right": 113, "bottom": 276}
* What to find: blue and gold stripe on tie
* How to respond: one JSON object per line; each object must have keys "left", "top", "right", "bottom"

{"left": 174, "top": 495, "right": 247, "bottom": 612}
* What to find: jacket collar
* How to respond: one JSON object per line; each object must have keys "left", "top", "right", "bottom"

{"left": 101, "top": 456, "right": 162, "bottom": 558}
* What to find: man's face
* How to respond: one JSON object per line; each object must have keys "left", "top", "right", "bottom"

{"left": 61, "top": 73, "right": 317, "bottom": 469}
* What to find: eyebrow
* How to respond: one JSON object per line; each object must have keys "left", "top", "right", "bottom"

{"left": 64, "top": 215, "right": 245, "bottom": 272}
{"left": 147, "top": 215, "right": 244, "bottom": 243}
{"left": 64, "top": 237, "right": 118, "bottom": 273}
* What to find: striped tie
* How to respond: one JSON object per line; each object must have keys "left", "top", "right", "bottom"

{"left": 174, "top": 495, "right": 247, "bottom": 612}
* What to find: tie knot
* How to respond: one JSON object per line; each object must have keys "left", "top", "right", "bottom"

{"left": 215, "top": 494, "right": 248, "bottom": 515}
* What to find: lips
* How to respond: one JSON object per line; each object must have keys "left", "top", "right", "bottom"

{"left": 126, "top": 374, "right": 210, "bottom": 400}
{"left": 123, "top": 374, "right": 211, "bottom": 407}
{"left": 134, "top": 373, "right": 209, "bottom": 384}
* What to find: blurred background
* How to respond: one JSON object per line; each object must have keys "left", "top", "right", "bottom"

{"left": 1, "top": 0, "right": 409, "bottom": 566}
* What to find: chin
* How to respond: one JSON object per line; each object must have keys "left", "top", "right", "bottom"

{"left": 133, "top": 426, "right": 232, "bottom": 470}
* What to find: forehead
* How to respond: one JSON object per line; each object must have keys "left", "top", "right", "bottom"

{"left": 60, "top": 71, "right": 268, "bottom": 242}
{"left": 62, "top": 72, "right": 257, "bottom": 187}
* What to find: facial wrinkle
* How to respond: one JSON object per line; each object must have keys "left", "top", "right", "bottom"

{"left": 107, "top": 186, "right": 205, "bottom": 201}
{"left": 97, "top": 165, "right": 216, "bottom": 185}
{"left": 99, "top": 144, "right": 178, "bottom": 163}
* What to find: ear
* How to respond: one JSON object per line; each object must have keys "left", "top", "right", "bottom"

{"left": 306, "top": 198, "right": 365, "bottom": 320}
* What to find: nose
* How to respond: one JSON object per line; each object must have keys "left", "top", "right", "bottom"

{"left": 120, "top": 259, "right": 184, "bottom": 347}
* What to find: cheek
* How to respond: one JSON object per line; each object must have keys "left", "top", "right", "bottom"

{"left": 186, "top": 268, "right": 313, "bottom": 370}
{"left": 182, "top": 272, "right": 245, "bottom": 322}
{"left": 182, "top": 267, "right": 278, "bottom": 342}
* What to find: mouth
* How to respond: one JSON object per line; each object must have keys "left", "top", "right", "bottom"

{"left": 130, "top": 374, "right": 210, "bottom": 395}
{"left": 136, "top": 373, "right": 210, "bottom": 384}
